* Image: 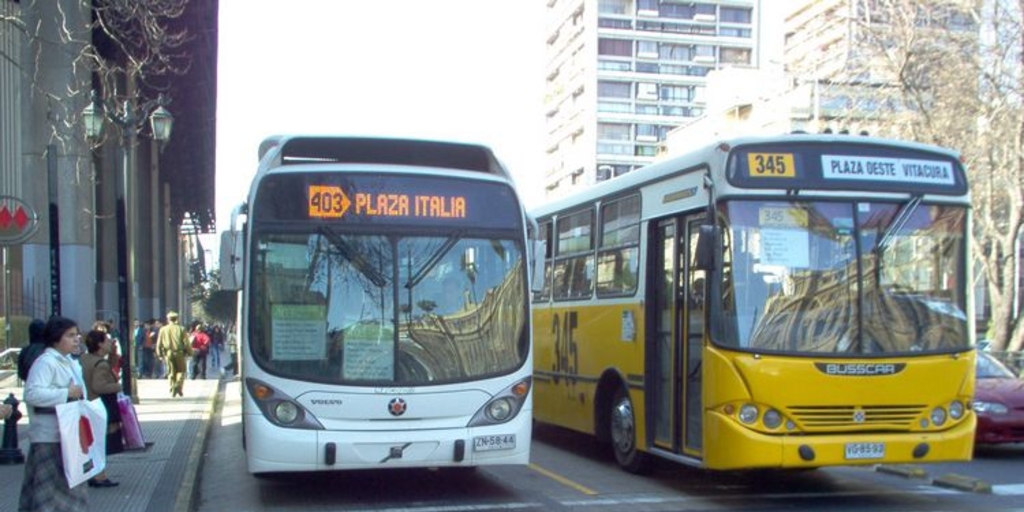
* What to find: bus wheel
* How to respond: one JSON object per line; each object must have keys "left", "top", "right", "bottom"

{"left": 609, "top": 387, "right": 649, "bottom": 474}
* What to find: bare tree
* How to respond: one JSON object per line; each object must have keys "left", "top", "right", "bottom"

{"left": 1, "top": 0, "right": 189, "bottom": 147}
{"left": 836, "top": 0, "right": 1024, "bottom": 351}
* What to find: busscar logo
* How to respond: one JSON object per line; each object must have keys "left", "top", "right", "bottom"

{"left": 815, "top": 363, "right": 906, "bottom": 376}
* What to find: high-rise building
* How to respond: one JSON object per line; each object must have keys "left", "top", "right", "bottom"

{"left": 542, "top": 0, "right": 761, "bottom": 199}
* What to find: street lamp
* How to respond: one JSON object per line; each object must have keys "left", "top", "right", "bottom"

{"left": 82, "top": 90, "right": 173, "bottom": 402}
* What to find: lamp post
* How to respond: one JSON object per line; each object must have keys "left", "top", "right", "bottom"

{"left": 82, "top": 91, "right": 173, "bottom": 402}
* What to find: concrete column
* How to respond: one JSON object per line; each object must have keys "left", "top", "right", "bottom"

{"left": 20, "top": 0, "right": 96, "bottom": 324}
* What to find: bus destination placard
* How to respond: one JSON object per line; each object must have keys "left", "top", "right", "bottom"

{"left": 308, "top": 185, "right": 467, "bottom": 220}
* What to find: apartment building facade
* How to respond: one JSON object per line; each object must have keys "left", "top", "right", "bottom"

{"left": 542, "top": 0, "right": 762, "bottom": 199}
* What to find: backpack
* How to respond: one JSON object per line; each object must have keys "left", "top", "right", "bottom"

{"left": 17, "top": 343, "right": 46, "bottom": 381}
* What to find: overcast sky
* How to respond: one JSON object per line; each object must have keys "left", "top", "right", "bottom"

{"left": 216, "top": 1, "right": 548, "bottom": 233}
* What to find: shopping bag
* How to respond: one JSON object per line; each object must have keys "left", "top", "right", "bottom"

{"left": 118, "top": 393, "right": 146, "bottom": 450}
{"left": 56, "top": 399, "right": 107, "bottom": 488}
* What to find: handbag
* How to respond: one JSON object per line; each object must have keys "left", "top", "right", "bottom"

{"left": 56, "top": 399, "right": 108, "bottom": 488}
{"left": 117, "top": 393, "right": 146, "bottom": 450}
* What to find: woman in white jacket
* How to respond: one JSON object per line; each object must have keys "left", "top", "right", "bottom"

{"left": 18, "top": 316, "right": 88, "bottom": 512}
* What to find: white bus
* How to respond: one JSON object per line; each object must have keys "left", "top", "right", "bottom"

{"left": 221, "top": 136, "right": 535, "bottom": 474}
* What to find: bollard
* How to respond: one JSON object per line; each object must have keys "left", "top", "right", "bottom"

{"left": 0, "top": 392, "right": 25, "bottom": 464}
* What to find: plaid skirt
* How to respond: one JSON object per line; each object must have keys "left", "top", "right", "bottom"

{"left": 19, "top": 443, "right": 88, "bottom": 512}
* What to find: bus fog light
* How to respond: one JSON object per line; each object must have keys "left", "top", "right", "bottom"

{"left": 763, "top": 409, "right": 782, "bottom": 429}
{"left": 948, "top": 401, "right": 964, "bottom": 420}
{"left": 275, "top": 401, "right": 300, "bottom": 424}
{"left": 785, "top": 420, "right": 796, "bottom": 431}
{"left": 487, "top": 398, "right": 514, "bottom": 421}
{"left": 930, "top": 407, "right": 946, "bottom": 426}
{"left": 738, "top": 404, "right": 758, "bottom": 424}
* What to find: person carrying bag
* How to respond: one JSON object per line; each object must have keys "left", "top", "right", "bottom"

{"left": 80, "top": 328, "right": 124, "bottom": 487}
{"left": 19, "top": 316, "right": 92, "bottom": 511}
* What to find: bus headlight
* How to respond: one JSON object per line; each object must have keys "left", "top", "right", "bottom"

{"left": 763, "top": 409, "right": 783, "bottom": 429}
{"left": 738, "top": 404, "right": 758, "bottom": 424}
{"left": 948, "top": 401, "right": 965, "bottom": 420}
{"left": 930, "top": 407, "right": 947, "bottom": 426}
{"left": 486, "top": 398, "right": 514, "bottom": 422}
{"left": 275, "top": 401, "right": 300, "bottom": 424}
{"left": 468, "top": 377, "right": 531, "bottom": 427}
{"left": 245, "top": 378, "right": 324, "bottom": 430}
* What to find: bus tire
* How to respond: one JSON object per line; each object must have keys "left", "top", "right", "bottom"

{"left": 609, "top": 387, "right": 650, "bottom": 474}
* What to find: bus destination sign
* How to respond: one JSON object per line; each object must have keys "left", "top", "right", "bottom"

{"left": 308, "top": 185, "right": 467, "bottom": 220}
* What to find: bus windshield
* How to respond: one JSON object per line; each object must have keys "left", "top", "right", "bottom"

{"left": 716, "top": 199, "right": 969, "bottom": 355}
{"left": 249, "top": 230, "right": 528, "bottom": 385}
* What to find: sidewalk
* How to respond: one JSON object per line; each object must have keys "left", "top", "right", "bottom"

{"left": 0, "top": 376, "right": 221, "bottom": 512}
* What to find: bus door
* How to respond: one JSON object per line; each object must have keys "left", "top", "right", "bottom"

{"left": 649, "top": 215, "right": 706, "bottom": 458}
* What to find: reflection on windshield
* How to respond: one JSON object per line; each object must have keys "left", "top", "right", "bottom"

{"left": 717, "top": 200, "right": 968, "bottom": 355}
{"left": 250, "top": 232, "right": 527, "bottom": 384}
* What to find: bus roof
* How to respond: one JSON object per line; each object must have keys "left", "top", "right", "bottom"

{"left": 532, "top": 133, "right": 964, "bottom": 218}
{"left": 257, "top": 135, "right": 511, "bottom": 179}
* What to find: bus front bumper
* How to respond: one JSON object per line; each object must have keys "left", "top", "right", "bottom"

{"left": 703, "top": 412, "right": 976, "bottom": 470}
{"left": 244, "top": 413, "right": 531, "bottom": 474}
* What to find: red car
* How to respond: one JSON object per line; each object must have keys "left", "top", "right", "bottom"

{"left": 973, "top": 351, "right": 1024, "bottom": 444}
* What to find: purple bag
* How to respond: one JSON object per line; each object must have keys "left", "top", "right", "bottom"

{"left": 117, "top": 393, "right": 145, "bottom": 450}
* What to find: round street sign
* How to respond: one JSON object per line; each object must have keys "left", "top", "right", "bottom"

{"left": 0, "top": 195, "right": 40, "bottom": 245}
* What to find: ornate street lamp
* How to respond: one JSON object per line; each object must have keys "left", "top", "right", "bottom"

{"left": 82, "top": 90, "right": 173, "bottom": 402}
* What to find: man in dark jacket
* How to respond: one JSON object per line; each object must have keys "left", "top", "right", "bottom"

{"left": 16, "top": 318, "right": 46, "bottom": 382}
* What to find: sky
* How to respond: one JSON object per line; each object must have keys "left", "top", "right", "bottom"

{"left": 215, "top": 1, "right": 548, "bottom": 236}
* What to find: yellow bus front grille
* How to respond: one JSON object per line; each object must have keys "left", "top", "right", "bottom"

{"left": 787, "top": 405, "right": 926, "bottom": 429}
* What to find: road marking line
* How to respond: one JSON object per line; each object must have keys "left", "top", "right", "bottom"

{"left": 528, "top": 463, "right": 599, "bottom": 495}
{"left": 993, "top": 484, "right": 1024, "bottom": 495}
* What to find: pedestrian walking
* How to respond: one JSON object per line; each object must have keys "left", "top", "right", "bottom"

{"left": 80, "top": 328, "right": 123, "bottom": 488}
{"left": 18, "top": 315, "right": 89, "bottom": 512}
{"left": 189, "top": 323, "right": 211, "bottom": 380}
{"left": 209, "top": 324, "right": 224, "bottom": 371}
{"left": 156, "top": 311, "right": 192, "bottom": 397}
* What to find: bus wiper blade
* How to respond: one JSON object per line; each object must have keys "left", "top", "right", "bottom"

{"left": 876, "top": 194, "right": 922, "bottom": 253}
{"left": 318, "top": 226, "right": 389, "bottom": 288}
{"left": 405, "top": 233, "right": 462, "bottom": 289}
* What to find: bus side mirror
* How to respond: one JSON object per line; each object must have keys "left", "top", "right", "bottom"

{"left": 219, "top": 230, "right": 244, "bottom": 291}
{"left": 531, "top": 240, "right": 546, "bottom": 293}
{"left": 694, "top": 225, "right": 718, "bottom": 271}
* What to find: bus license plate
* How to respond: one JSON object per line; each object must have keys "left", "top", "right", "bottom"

{"left": 473, "top": 434, "right": 516, "bottom": 452}
{"left": 845, "top": 442, "right": 885, "bottom": 460}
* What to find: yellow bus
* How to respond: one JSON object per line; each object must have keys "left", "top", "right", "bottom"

{"left": 531, "top": 134, "right": 975, "bottom": 472}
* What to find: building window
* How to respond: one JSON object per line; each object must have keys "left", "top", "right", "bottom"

{"left": 598, "top": 38, "right": 632, "bottom": 57}
{"left": 598, "top": 123, "right": 631, "bottom": 141}
{"left": 660, "top": 85, "right": 690, "bottom": 102}
{"left": 598, "top": 0, "right": 629, "bottom": 14}
{"left": 637, "top": 40, "right": 658, "bottom": 58}
{"left": 721, "top": 47, "right": 751, "bottom": 65}
{"left": 721, "top": 6, "right": 752, "bottom": 23}
{"left": 597, "top": 142, "right": 634, "bottom": 156}
{"left": 636, "top": 124, "right": 659, "bottom": 141}
{"left": 637, "top": 0, "right": 658, "bottom": 12}
{"left": 659, "top": 43, "right": 692, "bottom": 61}
{"left": 598, "top": 80, "right": 631, "bottom": 98}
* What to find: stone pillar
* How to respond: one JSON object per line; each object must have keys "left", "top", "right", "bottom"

{"left": 20, "top": 0, "right": 96, "bottom": 325}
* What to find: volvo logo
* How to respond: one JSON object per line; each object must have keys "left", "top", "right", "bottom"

{"left": 388, "top": 398, "right": 407, "bottom": 416}
{"left": 815, "top": 363, "right": 906, "bottom": 376}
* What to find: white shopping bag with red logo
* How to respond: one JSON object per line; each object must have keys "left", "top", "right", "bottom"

{"left": 56, "top": 398, "right": 108, "bottom": 488}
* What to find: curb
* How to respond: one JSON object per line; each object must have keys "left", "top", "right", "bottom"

{"left": 932, "top": 473, "right": 992, "bottom": 493}
{"left": 173, "top": 381, "right": 223, "bottom": 512}
{"left": 875, "top": 464, "right": 928, "bottom": 479}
